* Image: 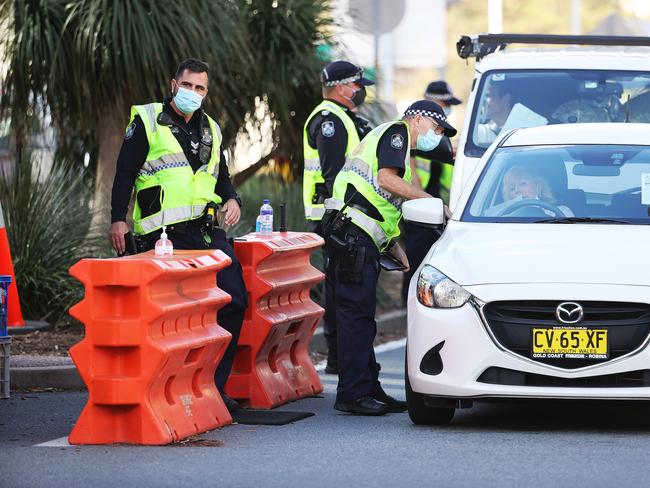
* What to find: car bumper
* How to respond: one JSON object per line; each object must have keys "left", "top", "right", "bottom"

{"left": 407, "top": 283, "right": 650, "bottom": 400}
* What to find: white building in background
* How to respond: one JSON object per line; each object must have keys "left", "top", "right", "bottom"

{"left": 332, "top": 0, "right": 447, "bottom": 115}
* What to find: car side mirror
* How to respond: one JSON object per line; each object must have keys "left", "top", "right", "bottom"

{"left": 403, "top": 198, "right": 445, "bottom": 226}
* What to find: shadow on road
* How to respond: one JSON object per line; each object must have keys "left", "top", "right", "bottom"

{"left": 437, "top": 399, "right": 650, "bottom": 433}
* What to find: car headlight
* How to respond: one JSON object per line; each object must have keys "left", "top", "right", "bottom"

{"left": 416, "top": 265, "right": 471, "bottom": 308}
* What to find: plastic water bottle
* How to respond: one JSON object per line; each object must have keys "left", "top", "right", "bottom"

{"left": 154, "top": 226, "right": 174, "bottom": 256}
{"left": 260, "top": 199, "right": 273, "bottom": 235}
{"left": 255, "top": 215, "right": 263, "bottom": 233}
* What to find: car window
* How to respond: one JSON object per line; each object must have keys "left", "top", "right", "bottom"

{"left": 466, "top": 70, "right": 650, "bottom": 157}
{"left": 462, "top": 144, "right": 650, "bottom": 224}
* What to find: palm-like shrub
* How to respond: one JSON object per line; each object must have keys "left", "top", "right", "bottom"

{"left": 0, "top": 156, "right": 106, "bottom": 324}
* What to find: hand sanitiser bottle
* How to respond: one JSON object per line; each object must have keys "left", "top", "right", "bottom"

{"left": 154, "top": 226, "right": 174, "bottom": 256}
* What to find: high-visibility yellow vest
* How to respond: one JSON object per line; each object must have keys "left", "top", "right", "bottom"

{"left": 130, "top": 103, "right": 223, "bottom": 235}
{"left": 439, "top": 162, "right": 453, "bottom": 205}
{"left": 414, "top": 157, "right": 454, "bottom": 205}
{"left": 328, "top": 121, "right": 412, "bottom": 250}
{"left": 302, "top": 100, "right": 360, "bottom": 221}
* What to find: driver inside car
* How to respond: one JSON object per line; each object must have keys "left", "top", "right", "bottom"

{"left": 487, "top": 165, "right": 573, "bottom": 217}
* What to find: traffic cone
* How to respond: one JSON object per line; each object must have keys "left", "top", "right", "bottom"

{"left": 0, "top": 202, "right": 24, "bottom": 328}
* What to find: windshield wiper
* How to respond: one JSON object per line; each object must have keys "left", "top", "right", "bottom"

{"left": 533, "top": 217, "right": 631, "bottom": 224}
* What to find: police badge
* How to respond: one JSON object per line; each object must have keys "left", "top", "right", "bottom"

{"left": 321, "top": 121, "right": 335, "bottom": 138}
{"left": 125, "top": 123, "right": 135, "bottom": 140}
{"left": 391, "top": 133, "right": 404, "bottom": 149}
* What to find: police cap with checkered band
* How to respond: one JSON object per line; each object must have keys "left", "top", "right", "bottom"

{"left": 320, "top": 61, "right": 375, "bottom": 87}
{"left": 404, "top": 99, "right": 457, "bottom": 137}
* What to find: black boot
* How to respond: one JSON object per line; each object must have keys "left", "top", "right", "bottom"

{"left": 334, "top": 396, "right": 389, "bottom": 416}
{"left": 373, "top": 388, "right": 407, "bottom": 413}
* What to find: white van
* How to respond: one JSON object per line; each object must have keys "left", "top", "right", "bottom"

{"left": 450, "top": 34, "right": 650, "bottom": 211}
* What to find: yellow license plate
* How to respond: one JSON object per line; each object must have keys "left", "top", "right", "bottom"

{"left": 531, "top": 328, "right": 608, "bottom": 359}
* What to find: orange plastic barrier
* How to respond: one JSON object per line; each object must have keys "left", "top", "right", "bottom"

{"left": 0, "top": 202, "right": 24, "bottom": 327}
{"left": 68, "top": 250, "right": 233, "bottom": 445}
{"left": 225, "top": 232, "right": 325, "bottom": 409}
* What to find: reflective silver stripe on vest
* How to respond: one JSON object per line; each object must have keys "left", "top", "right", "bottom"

{"left": 138, "top": 204, "right": 207, "bottom": 234}
{"left": 197, "top": 163, "right": 219, "bottom": 178}
{"left": 340, "top": 157, "right": 405, "bottom": 210}
{"left": 306, "top": 206, "right": 326, "bottom": 219}
{"left": 144, "top": 103, "right": 158, "bottom": 133}
{"left": 139, "top": 152, "right": 190, "bottom": 177}
{"left": 324, "top": 198, "right": 388, "bottom": 249}
{"left": 304, "top": 157, "right": 321, "bottom": 172}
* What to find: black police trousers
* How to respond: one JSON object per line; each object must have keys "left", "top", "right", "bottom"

{"left": 142, "top": 225, "right": 248, "bottom": 392}
{"left": 326, "top": 227, "right": 384, "bottom": 403}
{"left": 401, "top": 221, "right": 441, "bottom": 305}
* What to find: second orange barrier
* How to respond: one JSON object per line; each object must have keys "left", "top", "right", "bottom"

{"left": 225, "top": 232, "right": 325, "bottom": 409}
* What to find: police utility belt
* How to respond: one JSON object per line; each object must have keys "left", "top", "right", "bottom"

{"left": 129, "top": 202, "right": 220, "bottom": 254}
{"left": 321, "top": 199, "right": 376, "bottom": 283}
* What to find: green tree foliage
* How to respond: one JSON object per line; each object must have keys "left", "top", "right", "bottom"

{"left": 245, "top": 0, "right": 335, "bottom": 173}
{"left": 0, "top": 0, "right": 335, "bottom": 221}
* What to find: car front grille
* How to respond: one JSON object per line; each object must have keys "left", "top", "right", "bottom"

{"left": 482, "top": 301, "right": 650, "bottom": 369}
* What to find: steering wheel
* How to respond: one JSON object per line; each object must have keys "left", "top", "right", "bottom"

{"left": 497, "top": 198, "right": 565, "bottom": 217}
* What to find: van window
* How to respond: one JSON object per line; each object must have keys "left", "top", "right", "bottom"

{"left": 466, "top": 70, "right": 650, "bottom": 157}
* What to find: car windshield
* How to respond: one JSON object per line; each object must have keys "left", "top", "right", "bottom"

{"left": 466, "top": 70, "right": 650, "bottom": 157}
{"left": 462, "top": 144, "right": 650, "bottom": 224}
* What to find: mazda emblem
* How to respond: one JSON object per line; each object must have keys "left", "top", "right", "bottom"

{"left": 556, "top": 302, "right": 584, "bottom": 324}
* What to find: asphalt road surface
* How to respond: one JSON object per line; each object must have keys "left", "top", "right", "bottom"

{"left": 2, "top": 341, "right": 650, "bottom": 488}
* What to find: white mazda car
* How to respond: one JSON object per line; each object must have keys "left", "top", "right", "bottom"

{"left": 403, "top": 123, "right": 650, "bottom": 425}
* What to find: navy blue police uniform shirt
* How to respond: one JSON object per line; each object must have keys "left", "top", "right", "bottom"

{"left": 345, "top": 122, "right": 409, "bottom": 222}
{"left": 110, "top": 98, "right": 237, "bottom": 224}
{"left": 306, "top": 99, "right": 372, "bottom": 197}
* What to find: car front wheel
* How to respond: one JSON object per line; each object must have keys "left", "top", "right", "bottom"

{"left": 405, "top": 352, "right": 455, "bottom": 425}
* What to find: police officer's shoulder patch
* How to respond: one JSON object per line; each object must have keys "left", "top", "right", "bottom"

{"left": 321, "top": 120, "right": 335, "bottom": 138}
{"left": 125, "top": 122, "right": 135, "bottom": 140}
{"left": 390, "top": 133, "right": 404, "bottom": 149}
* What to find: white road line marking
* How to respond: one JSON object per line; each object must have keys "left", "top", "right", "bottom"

{"left": 315, "top": 337, "right": 406, "bottom": 372}
{"left": 320, "top": 376, "right": 404, "bottom": 387}
{"left": 321, "top": 385, "right": 405, "bottom": 397}
{"left": 35, "top": 436, "right": 71, "bottom": 448}
{"left": 374, "top": 338, "right": 407, "bottom": 354}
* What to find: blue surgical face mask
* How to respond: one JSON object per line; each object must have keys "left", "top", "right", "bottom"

{"left": 416, "top": 129, "right": 443, "bottom": 151}
{"left": 443, "top": 106, "right": 452, "bottom": 116}
{"left": 174, "top": 86, "right": 203, "bottom": 114}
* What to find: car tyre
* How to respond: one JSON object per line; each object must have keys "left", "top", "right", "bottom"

{"left": 405, "top": 350, "right": 455, "bottom": 425}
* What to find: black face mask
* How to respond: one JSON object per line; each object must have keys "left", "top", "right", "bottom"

{"left": 351, "top": 86, "right": 366, "bottom": 107}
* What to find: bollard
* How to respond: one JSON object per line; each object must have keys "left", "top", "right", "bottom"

{"left": 68, "top": 250, "right": 233, "bottom": 445}
{"left": 225, "top": 232, "right": 325, "bottom": 409}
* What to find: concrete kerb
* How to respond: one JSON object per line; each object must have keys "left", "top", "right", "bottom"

{"left": 7, "top": 309, "right": 407, "bottom": 392}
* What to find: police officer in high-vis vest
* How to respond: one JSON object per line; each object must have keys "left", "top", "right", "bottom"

{"left": 303, "top": 60, "right": 374, "bottom": 374}
{"left": 322, "top": 100, "right": 457, "bottom": 415}
{"left": 401, "top": 81, "right": 461, "bottom": 304}
{"left": 108, "top": 58, "right": 247, "bottom": 412}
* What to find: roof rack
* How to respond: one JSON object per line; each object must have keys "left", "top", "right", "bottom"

{"left": 457, "top": 33, "right": 650, "bottom": 61}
